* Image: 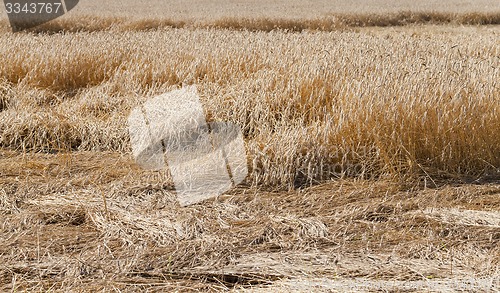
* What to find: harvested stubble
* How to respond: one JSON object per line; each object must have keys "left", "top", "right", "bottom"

{"left": 0, "top": 25, "right": 498, "bottom": 188}
{"left": 0, "top": 150, "right": 499, "bottom": 291}
{"left": 2, "top": 0, "right": 498, "bottom": 27}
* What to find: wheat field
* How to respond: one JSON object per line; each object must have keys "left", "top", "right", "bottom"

{"left": 0, "top": 0, "right": 499, "bottom": 291}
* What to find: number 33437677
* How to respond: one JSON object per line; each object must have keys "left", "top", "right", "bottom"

{"left": 5, "top": 2, "right": 62, "bottom": 14}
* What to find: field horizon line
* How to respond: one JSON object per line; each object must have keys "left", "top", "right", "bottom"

{"left": 1, "top": 10, "right": 499, "bottom": 33}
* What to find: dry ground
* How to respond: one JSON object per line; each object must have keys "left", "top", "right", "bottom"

{"left": 0, "top": 1, "right": 499, "bottom": 292}
{"left": 1, "top": 150, "right": 499, "bottom": 291}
